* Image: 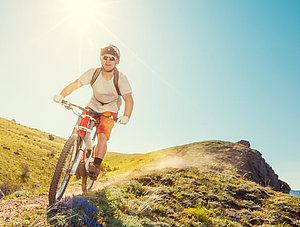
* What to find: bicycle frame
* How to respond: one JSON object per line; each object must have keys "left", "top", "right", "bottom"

{"left": 69, "top": 114, "right": 97, "bottom": 176}
{"left": 62, "top": 100, "right": 118, "bottom": 174}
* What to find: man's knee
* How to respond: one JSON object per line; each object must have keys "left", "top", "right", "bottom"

{"left": 97, "top": 133, "right": 108, "bottom": 143}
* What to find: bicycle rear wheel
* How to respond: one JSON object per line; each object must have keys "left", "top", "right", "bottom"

{"left": 78, "top": 161, "right": 95, "bottom": 193}
{"left": 82, "top": 176, "right": 95, "bottom": 193}
{"left": 48, "top": 134, "right": 81, "bottom": 204}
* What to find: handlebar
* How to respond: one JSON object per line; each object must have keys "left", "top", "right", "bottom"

{"left": 61, "top": 100, "right": 118, "bottom": 122}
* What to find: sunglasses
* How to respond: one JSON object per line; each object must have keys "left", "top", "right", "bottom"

{"left": 102, "top": 56, "right": 116, "bottom": 61}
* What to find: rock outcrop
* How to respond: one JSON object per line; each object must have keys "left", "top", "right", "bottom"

{"left": 172, "top": 140, "right": 290, "bottom": 193}
{"left": 234, "top": 141, "right": 290, "bottom": 193}
{"left": 236, "top": 140, "right": 250, "bottom": 148}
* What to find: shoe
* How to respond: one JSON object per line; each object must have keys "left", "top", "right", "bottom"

{"left": 88, "top": 164, "right": 100, "bottom": 181}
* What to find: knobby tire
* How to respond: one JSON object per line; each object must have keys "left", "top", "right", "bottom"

{"left": 82, "top": 175, "right": 95, "bottom": 193}
{"left": 48, "top": 134, "right": 81, "bottom": 204}
{"left": 78, "top": 152, "right": 95, "bottom": 193}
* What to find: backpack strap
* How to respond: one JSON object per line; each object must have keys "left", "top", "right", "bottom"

{"left": 90, "top": 67, "right": 102, "bottom": 86}
{"left": 90, "top": 67, "right": 121, "bottom": 105}
{"left": 113, "top": 68, "right": 121, "bottom": 96}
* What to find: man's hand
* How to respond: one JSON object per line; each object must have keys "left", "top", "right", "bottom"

{"left": 54, "top": 94, "right": 64, "bottom": 104}
{"left": 117, "top": 116, "right": 129, "bottom": 125}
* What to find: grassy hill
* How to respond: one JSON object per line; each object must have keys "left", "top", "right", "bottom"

{"left": 105, "top": 140, "right": 291, "bottom": 193}
{"left": 0, "top": 117, "right": 65, "bottom": 197}
{"left": 0, "top": 117, "right": 292, "bottom": 197}
{"left": 46, "top": 168, "right": 300, "bottom": 226}
{"left": 1, "top": 118, "right": 300, "bottom": 226}
{"left": 0, "top": 117, "right": 123, "bottom": 198}
{"left": 0, "top": 117, "right": 228, "bottom": 198}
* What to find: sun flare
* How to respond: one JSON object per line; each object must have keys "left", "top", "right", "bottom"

{"left": 61, "top": 0, "right": 101, "bottom": 32}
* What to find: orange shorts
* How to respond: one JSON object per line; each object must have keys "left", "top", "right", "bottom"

{"left": 77, "top": 107, "right": 117, "bottom": 140}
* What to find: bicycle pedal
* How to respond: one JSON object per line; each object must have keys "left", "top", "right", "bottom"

{"left": 88, "top": 172, "right": 97, "bottom": 181}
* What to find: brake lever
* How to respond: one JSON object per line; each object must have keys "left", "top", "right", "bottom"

{"left": 101, "top": 114, "right": 118, "bottom": 122}
{"left": 63, "top": 101, "right": 72, "bottom": 110}
{"left": 64, "top": 105, "right": 72, "bottom": 110}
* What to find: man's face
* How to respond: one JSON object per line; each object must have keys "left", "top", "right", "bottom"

{"left": 101, "top": 54, "right": 119, "bottom": 72}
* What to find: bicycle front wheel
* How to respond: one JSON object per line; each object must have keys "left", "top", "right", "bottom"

{"left": 49, "top": 134, "right": 81, "bottom": 204}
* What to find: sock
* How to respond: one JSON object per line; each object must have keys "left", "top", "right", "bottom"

{"left": 94, "top": 158, "right": 102, "bottom": 169}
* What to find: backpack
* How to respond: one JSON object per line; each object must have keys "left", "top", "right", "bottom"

{"left": 90, "top": 67, "right": 121, "bottom": 105}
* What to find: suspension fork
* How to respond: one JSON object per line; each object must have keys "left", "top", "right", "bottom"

{"left": 70, "top": 115, "right": 96, "bottom": 175}
{"left": 84, "top": 122, "right": 98, "bottom": 171}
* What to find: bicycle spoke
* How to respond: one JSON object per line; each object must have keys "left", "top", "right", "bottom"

{"left": 49, "top": 134, "right": 81, "bottom": 204}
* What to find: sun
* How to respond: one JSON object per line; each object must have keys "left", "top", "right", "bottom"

{"left": 61, "top": 0, "right": 102, "bottom": 32}
{"left": 35, "top": 0, "right": 121, "bottom": 40}
{"left": 59, "top": 0, "right": 120, "bottom": 34}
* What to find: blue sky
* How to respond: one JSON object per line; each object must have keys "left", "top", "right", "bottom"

{"left": 0, "top": 0, "right": 299, "bottom": 189}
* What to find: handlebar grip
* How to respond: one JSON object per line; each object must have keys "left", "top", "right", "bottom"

{"left": 60, "top": 100, "right": 119, "bottom": 122}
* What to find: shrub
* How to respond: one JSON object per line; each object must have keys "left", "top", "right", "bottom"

{"left": 185, "top": 207, "right": 213, "bottom": 225}
{"left": 0, "top": 180, "right": 21, "bottom": 195}
{"left": 48, "top": 196, "right": 102, "bottom": 227}
{"left": 20, "top": 163, "right": 31, "bottom": 182}
{"left": 100, "top": 161, "right": 113, "bottom": 172}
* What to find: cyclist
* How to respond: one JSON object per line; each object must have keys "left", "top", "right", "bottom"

{"left": 54, "top": 44, "right": 134, "bottom": 179}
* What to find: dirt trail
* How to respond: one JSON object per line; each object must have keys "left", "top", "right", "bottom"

{"left": 0, "top": 171, "right": 138, "bottom": 226}
{"left": 0, "top": 195, "right": 48, "bottom": 225}
{"left": 0, "top": 180, "right": 110, "bottom": 225}
{"left": 0, "top": 160, "right": 182, "bottom": 225}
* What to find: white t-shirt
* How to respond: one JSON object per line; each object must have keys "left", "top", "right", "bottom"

{"left": 79, "top": 68, "right": 132, "bottom": 113}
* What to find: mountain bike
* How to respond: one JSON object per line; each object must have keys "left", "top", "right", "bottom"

{"left": 48, "top": 100, "right": 118, "bottom": 204}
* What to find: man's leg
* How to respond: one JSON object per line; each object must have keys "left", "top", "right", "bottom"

{"left": 89, "top": 133, "right": 107, "bottom": 178}
{"left": 95, "top": 133, "right": 108, "bottom": 160}
{"left": 89, "top": 133, "right": 107, "bottom": 180}
{"left": 89, "top": 111, "right": 116, "bottom": 179}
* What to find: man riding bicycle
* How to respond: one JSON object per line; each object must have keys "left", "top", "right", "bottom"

{"left": 54, "top": 44, "right": 134, "bottom": 180}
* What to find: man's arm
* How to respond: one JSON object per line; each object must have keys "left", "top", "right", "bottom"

{"left": 60, "top": 79, "right": 84, "bottom": 98}
{"left": 122, "top": 93, "right": 134, "bottom": 118}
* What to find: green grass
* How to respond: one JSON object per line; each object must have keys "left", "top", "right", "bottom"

{"left": 86, "top": 167, "right": 300, "bottom": 226}
{"left": 1, "top": 118, "right": 299, "bottom": 226}
{"left": 45, "top": 167, "right": 299, "bottom": 226}
{"left": 0, "top": 117, "right": 65, "bottom": 197}
{"left": 0, "top": 117, "right": 117, "bottom": 198}
{"left": 13, "top": 167, "right": 300, "bottom": 226}
{"left": 103, "top": 140, "right": 244, "bottom": 178}
{"left": 0, "top": 117, "right": 291, "bottom": 201}
{"left": 0, "top": 116, "right": 249, "bottom": 199}
{"left": 104, "top": 147, "right": 177, "bottom": 174}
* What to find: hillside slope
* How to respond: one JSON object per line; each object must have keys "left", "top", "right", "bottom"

{"left": 0, "top": 119, "right": 298, "bottom": 226}
{"left": 0, "top": 116, "right": 290, "bottom": 197}
{"left": 104, "top": 140, "right": 290, "bottom": 194}
{"left": 0, "top": 117, "right": 65, "bottom": 196}
{"left": 49, "top": 168, "right": 300, "bottom": 226}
